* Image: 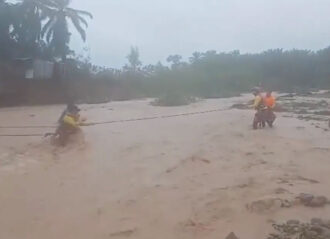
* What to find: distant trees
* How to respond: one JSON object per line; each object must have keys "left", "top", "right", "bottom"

{"left": 117, "top": 47, "right": 330, "bottom": 99}
{"left": 125, "top": 46, "right": 142, "bottom": 71}
{"left": 166, "top": 54, "right": 182, "bottom": 68}
{"left": 189, "top": 52, "right": 202, "bottom": 64}
{"left": 142, "top": 48, "right": 330, "bottom": 98}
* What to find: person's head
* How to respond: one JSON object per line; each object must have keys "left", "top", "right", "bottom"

{"left": 66, "top": 98, "right": 75, "bottom": 110}
{"left": 67, "top": 105, "right": 80, "bottom": 116}
{"left": 67, "top": 102, "right": 74, "bottom": 109}
{"left": 266, "top": 91, "right": 272, "bottom": 97}
{"left": 252, "top": 87, "right": 260, "bottom": 96}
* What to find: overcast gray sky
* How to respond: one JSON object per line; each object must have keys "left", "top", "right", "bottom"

{"left": 71, "top": 0, "right": 330, "bottom": 68}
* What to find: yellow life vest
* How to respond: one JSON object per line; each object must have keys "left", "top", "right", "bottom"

{"left": 253, "top": 95, "right": 263, "bottom": 110}
{"left": 63, "top": 115, "right": 79, "bottom": 128}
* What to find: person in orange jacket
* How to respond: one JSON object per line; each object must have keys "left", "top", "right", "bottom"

{"left": 264, "top": 91, "right": 276, "bottom": 109}
{"left": 263, "top": 91, "right": 276, "bottom": 126}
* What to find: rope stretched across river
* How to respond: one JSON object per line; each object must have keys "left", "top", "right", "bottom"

{"left": 92, "top": 108, "right": 227, "bottom": 125}
{"left": 0, "top": 134, "right": 45, "bottom": 137}
{"left": 0, "top": 107, "right": 228, "bottom": 137}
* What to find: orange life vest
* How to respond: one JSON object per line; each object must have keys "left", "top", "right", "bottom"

{"left": 264, "top": 96, "right": 275, "bottom": 108}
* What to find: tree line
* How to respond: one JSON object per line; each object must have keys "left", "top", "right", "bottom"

{"left": 100, "top": 47, "right": 330, "bottom": 100}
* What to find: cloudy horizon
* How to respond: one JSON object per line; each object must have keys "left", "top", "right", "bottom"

{"left": 70, "top": 0, "right": 330, "bottom": 68}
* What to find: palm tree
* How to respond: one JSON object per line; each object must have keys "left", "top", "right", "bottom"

{"left": 41, "top": 0, "right": 92, "bottom": 61}
{"left": 0, "top": 0, "right": 12, "bottom": 59}
{"left": 125, "top": 46, "right": 142, "bottom": 71}
{"left": 0, "top": 0, "right": 10, "bottom": 36}
{"left": 13, "top": 0, "right": 54, "bottom": 57}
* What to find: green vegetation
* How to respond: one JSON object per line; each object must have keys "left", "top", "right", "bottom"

{"left": 117, "top": 48, "right": 330, "bottom": 104}
{"left": 1, "top": 0, "right": 330, "bottom": 106}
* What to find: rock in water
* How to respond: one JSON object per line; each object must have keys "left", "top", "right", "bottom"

{"left": 318, "top": 100, "right": 329, "bottom": 107}
{"left": 247, "top": 198, "right": 282, "bottom": 213}
{"left": 298, "top": 193, "right": 314, "bottom": 205}
{"left": 311, "top": 218, "right": 323, "bottom": 225}
{"left": 322, "top": 220, "right": 330, "bottom": 229}
{"left": 297, "top": 193, "right": 329, "bottom": 207}
{"left": 287, "top": 219, "right": 300, "bottom": 225}
{"left": 311, "top": 225, "right": 324, "bottom": 234}
{"left": 225, "top": 232, "right": 239, "bottom": 239}
{"left": 309, "top": 196, "right": 328, "bottom": 207}
{"left": 304, "top": 230, "right": 318, "bottom": 238}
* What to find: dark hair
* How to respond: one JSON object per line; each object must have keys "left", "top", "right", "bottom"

{"left": 252, "top": 87, "right": 260, "bottom": 94}
{"left": 67, "top": 105, "right": 80, "bottom": 113}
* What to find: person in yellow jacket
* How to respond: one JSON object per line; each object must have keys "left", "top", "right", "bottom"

{"left": 56, "top": 105, "right": 91, "bottom": 146}
{"left": 252, "top": 88, "right": 266, "bottom": 129}
{"left": 253, "top": 88, "right": 264, "bottom": 110}
{"left": 62, "top": 112, "right": 80, "bottom": 129}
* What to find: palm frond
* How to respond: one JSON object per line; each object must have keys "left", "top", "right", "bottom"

{"left": 77, "top": 14, "right": 88, "bottom": 27}
{"left": 69, "top": 15, "right": 86, "bottom": 41}
{"left": 43, "top": 0, "right": 59, "bottom": 8}
{"left": 67, "top": 7, "right": 92, "bottom": 18}
{"left": 41, "top": 16, "right": 55, "bottom": 38}
{"left": 46, "top": 27, "right": 53, "bottom": 42}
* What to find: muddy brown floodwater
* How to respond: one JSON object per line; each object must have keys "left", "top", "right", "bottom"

{"left": 0, "top": 96, "right": 330, "bottom": 239}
